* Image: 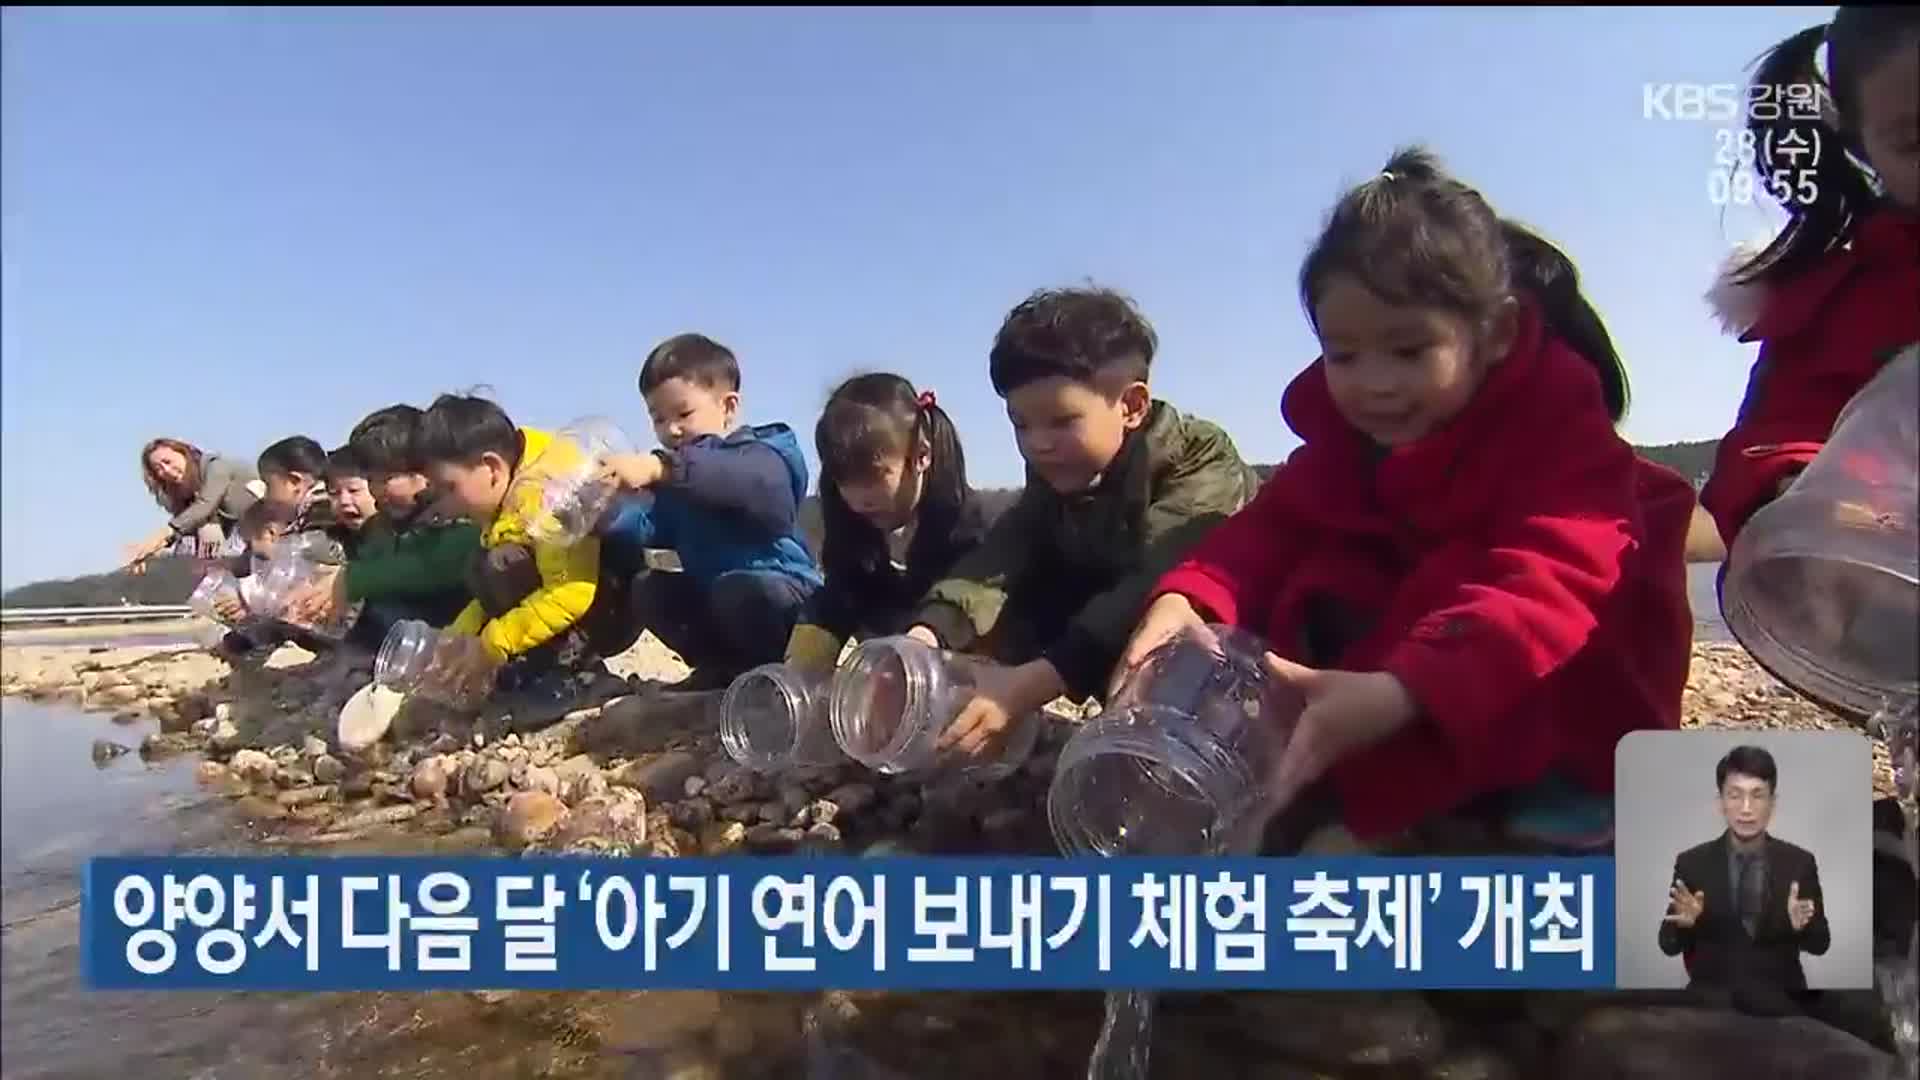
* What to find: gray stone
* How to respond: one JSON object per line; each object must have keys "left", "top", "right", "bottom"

{"left": 206, "top": 719, "right": 245, "bottom": 754}
{"left": 495, "top": 791, "right": 569, "bottom": 849}
{"left": 90, "top": 739, "right": 132, "bottom": 765}
{"left": 302, "top": 735, "right": 329, "bottom": 759}
{"left": 312, "top": 754, "right": 346, "bottom": 784}
{"left": 611, "top": 751, "right": 705, "bottom": 804}
{"left": 229, "top": 748, "right": 278, "bottom": 783}
{"left": 1556, "top": 1006, "right": 1895, "bottom": 1079}
{"left": 682, "top": 775, "right": 707, "bottom": 798}
{"left": 668, "top": 798, "right": 715, "bottom": 832}
{"left": 462, "top": 756, "right": 510, "bottom": 795}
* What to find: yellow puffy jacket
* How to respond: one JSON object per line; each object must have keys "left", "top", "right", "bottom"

{"left": 448, "top": 427, "right": 601, "bottom": 663}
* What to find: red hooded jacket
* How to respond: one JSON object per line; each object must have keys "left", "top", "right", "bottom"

{"left": 1151, "top": 300, "right": 1697, "bottom": 840}
{"left": 1700, "top": 209, "right": 1920, "bottom": 544}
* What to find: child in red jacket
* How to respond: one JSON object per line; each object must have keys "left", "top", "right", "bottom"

{"left": 1701, "top": 6, "right": 1920, "bottom": 545}
{"left": 1119, "top": 146, "right": 1697, "bottom": 853}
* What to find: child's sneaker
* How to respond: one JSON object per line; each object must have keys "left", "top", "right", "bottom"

{"left": 1500, "top": 772, "right": 1616, "bottom": 852}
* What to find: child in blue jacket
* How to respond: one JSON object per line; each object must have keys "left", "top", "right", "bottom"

{"left": 599, "top": 333, "right": 823, "bottom": 691}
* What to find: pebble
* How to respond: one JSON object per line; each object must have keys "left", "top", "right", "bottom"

{"left": 229, "top": 748, "right": 277, "bottom": 782}
{"left": 611, "top": 750, "right": 705, "bottom": 803}
{"left": 701, "top": 821, "right": 748, "bottom": 855}
{"left": 668, "top": 798, "right": 716, "bottom": 832}
{"left": 682, "top": 775, "right": 707, "bottom": 798}
{"left": 496, "top": 791, "right": 568, "bottom": 849}
{"left": 275, "top": 785, "right": 334, "bottom": 808}
{"left": 463, "top": 756, "right": 510, "bottom": 795}
{"left": 519, "top": 764, "right": 561, "bottom": 796}
{"left": 410, "top": 758, "right": 451, "bottom": 800}
{"left": 312, "top": 754, "right": 346, "bottom": 784}
{"left": 207, "top": 719, "right": 244, "bottom": 754}
{"left": 90, "top": 738, "right": 132, "bottom": 765}
{"left": 302, "top": 735, "right": 328, "bottom": 759}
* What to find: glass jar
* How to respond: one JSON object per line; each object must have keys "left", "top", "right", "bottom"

{"left": 1047, "top": 624, "right": 1302, "bottom": 857}
{"left": 187, "top": 568, "right": 243, "bottom": 625}
{"left": 1721, "top": 345, "right": 1919, "bottom": 720}
{"left": 523, "top": 416, "right": 634, "bottom": 547}
{"left": 374, "top": 620, "right": 500, "bottom": 711}
{"left": 828, "top": 635, "right": 1038, "bottom": 781}
{"left": 719, "top": 663, "right": 843, "bottom": 773}
{"left": 255, "top": 533, "right": 362, "bottom": 639}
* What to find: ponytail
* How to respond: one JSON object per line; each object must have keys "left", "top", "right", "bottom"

{"left": 1502, "top": 222, "right": 1630, "bottom": 422}
{"left": 815, "top": 373, "right": 972, "bottom": 584}
{"left": 1736, "top": 8, "right": 1920, "bottom": 286}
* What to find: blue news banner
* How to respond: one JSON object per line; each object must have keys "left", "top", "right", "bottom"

{"left": 82, "top": 856, "right": 1616, "bottom": 991}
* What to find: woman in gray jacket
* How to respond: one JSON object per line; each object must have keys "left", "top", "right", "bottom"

{"left": 126, "top": 437, "right": 263, "bottom": 570}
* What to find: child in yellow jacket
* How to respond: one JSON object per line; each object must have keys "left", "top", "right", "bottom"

{"left": 415, "top": 393, "right": 637, "bottom": 726}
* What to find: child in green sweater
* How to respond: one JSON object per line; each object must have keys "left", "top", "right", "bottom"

{"left": 282, "top": 408, "right": 480, "bottom": 652}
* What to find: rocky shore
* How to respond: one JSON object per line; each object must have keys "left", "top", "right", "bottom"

{"left": 2, "top": 629, "right": 1906, "bottom": 1079}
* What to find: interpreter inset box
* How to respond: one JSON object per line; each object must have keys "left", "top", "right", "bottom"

{"left": 1613, "top": 729, "right": 1872, "bottom": 990}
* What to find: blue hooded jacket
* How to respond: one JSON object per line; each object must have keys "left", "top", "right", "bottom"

{"left": 599, "top": 422, "right": 823, "bottom": 588}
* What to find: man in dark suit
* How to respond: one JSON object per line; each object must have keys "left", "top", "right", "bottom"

{"left": 1657, "top": 745, "right": 1831, "bottom": 1014}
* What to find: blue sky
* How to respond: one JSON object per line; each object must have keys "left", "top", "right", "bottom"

{"left": 2, "top": 6, "right": 1834, "bottom": 588}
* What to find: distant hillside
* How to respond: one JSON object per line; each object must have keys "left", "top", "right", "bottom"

{"left": 2, "top": 556, "right": 202, "bottom": 609}
{"left": 4, "top": 441, "right": 1718, "bottom": 607}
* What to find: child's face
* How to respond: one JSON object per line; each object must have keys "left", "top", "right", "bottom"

{"left": 644, "top": 376, "right": 739, "bottom": 451}
{"left": 1313, "top": 274, "right": 1515, "bottom": 448}
{"left": 368, "top": 469, "right": 431, "bottom": 518}
{"left": 326, "top": 475, "right": 378, "bottom": 531}
{"left": 427, "top": 455, "right": 512, "bottom": 522}
{"left": 262, "top": 470, "right": 314, "bottom": 508}
{"left": 1005, "top": 376, "right": 1151, "bottom": 495}
{"left": 836, "top": 444, "right": 929, "bottom": 533}
{"left": 1857, "top": 37, "right": 1920, "bottom": 210}
{"left": 245, "top": 522, "right": 286, "bottom": 559}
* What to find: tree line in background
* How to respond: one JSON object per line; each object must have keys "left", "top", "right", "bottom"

{"left": 2, "top": 440, "right": 1718, "bottom": 609}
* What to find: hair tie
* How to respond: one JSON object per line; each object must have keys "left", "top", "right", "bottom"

{"left": 916, "top": 390, "right": 937, "bottom": 410}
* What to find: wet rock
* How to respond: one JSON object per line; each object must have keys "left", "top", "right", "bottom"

{"left": 792, "top": 799, "right": 840, "bottom": 828}
{"left": 682, "top": 775, "right": 707, "bottom": 798}
{"left": 462, "top": 756, "right": 510, "bottom": 796}
{"left": 517, "top": 763, "right": 560, "bottom": 796}
{"left": 562, "top": 768, "right": 609, "bottom": 805}
{"left": 111, "top": 709, "right": 144, "bottom": 726}
{"left": 91, "top": 738, "right": 132, "bottom": 765}
{"left": 757, "top": 801, "right": 787, "bottom": 824}
{"left": 701, "top": 821, "right": 748, "bottom": 855}
{"left": 139, "top": 731, "right": 199, "bottom": 761}
{"left": 410, "top": 757, "right": 451, "bottom": 801}
{"left": 825, "top": 783, "right": 876, "bottom": 816}
{"left": 234, "top": 795, "right": 288, "bottom": 821}
{"left": 719, "top": 801, "right": 761, "bottom": 824}
{"left": 174, "top": 691, "right": 214, "bottom": 726}
{"left": 1225, "top": 992, "right": 1449, "bottom": 1069}
{"left": 339, "top": 773, "right": 374, "bottom": 800}
{"left": 744, "top": 823, "right": 804, "bottom": 853}
{"left": 428, "top": 733, "right": 460, "bottom": 755}
{"left": 800, "top": 822, "right": 843, "bottom": 852}
{"left": 206, "top": 719, "right": 245, "bottom": 754}
{"left": 287, "top": 803, "right": 336, "bottom": 824}
{"left": 275, "top": 785, "right": 334, "bottom": 808}
{"left": 668, "top": 798, "right": 715, "bottom": 832}
{"left": 611, "top": 751, "right": 706, "bottom": 804}
{"left": 229, "top": 748, "right": 278, "bottom": 783}
{"left": 550, "top": 790, "right": 648, "bottom": 851}
{"left": 333, "top": 803, "right": 424, "bottom": 831}
{"left": 600, "top": 990, "right": 724, "bottom": 1052}
{"left": 496, "top": 791, "right": 569, "bottom": 849}
{"left": 276, "top": 767, "right": 316, "bottom": 789}
{"left": 312, "top": 754, "right": 346, "bottom": 784}
{"left": 191, "top": 717, "right": 221, "bottom": 739}
{"left": 195, "top": 761, "right": 248, "bottom": 797}
{"left": 1556, "top": 1007, "right": 1894, "bottom": 1078}
{"left": 302, "top": 735, "right": 329, "bottom": 759}
{"left": 706, "top": 767, "right": 762, "bottom": 807}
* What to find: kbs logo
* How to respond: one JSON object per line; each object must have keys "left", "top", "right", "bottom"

{"left": 1643, "top": 82, "right": 1825, "bottom": 124}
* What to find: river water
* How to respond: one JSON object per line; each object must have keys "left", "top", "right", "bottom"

{"left": 0, "top": 572, "right": 1733, "bottom": 1078}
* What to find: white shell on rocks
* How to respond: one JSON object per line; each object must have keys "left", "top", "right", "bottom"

{"left": 337, "top": 682, "right": 405, "bottom": 752}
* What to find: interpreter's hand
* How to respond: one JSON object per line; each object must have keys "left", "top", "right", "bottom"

{"left": 598, "top": 452, "right": 666, "bottom": 492}
{"left": 1787, "top": 880, "right": 1817, "bottom": 932}
{"left": 904, "top": 625, "right": 941, "bottom": 650}
{"left": 1262, "top": 655, "right": 1418, "bottom": 809}
{"left": 124, "top": 529, "right": 170, "bottom": 569}
{"left": 937, "top": 659, "right": 1063, "bottom": 759}
{"left": 1664, "top": 878, "right": 1707, "bottom": 928}
{"left": 1108, "top": 592, "right": 1214, "bottom": 699}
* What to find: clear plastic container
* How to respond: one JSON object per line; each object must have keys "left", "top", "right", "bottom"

{"left": 187, "top": 568, "right": 244, "bottom": 626}
{"left": 1722, "top": 345, "right": 1919, "bottom": 720}
{"left": 719, "top": 663, "right": 843, "bottom": 772}
{"left": 374, "top": 620, "right": 500, "bottom": 711}
{"left": 1048, "top": 624, "right": 1303, "bottom": 857}
{"left": 828, "top": 635, "right": 1039, "bottom": 781}
{"left": 522, "top": 416, "right": 634, "bottom": 546}
{"left": 255, "top": 532, "right": 362, "bottom": 639}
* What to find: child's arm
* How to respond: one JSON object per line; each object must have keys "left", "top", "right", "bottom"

{"left": 467, "top": 539, "right": 602, "bottom": 664}
{"left": 343, "top": 523, "right": 483, "bottom": 602}
{"left": 1699, "top": 337, "right": 1836, "bottom": 543}
{"left": 908, "top": 492, "right": 1044, "bottom": 651}
{"left": 1047, "top": 429, "right": 1257, "bottom": 701}
{"left": 167, "top": 456, "right": 244, "bottom": 536}
{"left": 1377, "top": 424, "right": 1645, "bottom": 768}
{"left": 659, "top": 441, "right": 797, "bottom": 537}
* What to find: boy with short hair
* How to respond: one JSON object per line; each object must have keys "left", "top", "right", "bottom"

{"left": 257, "top": 436, "right": 336, "bottom": 533}
{"left": 282, "top": 422, "right": 481, "bottom": 650}
{"left": 905, "top": 286, "right": 1259, "bottom": 756}
{"left": 598, "top": 332, "right": 823, "bottom": 692}
{"left": 416, "top": 393, "right": 631, "bottom": 722}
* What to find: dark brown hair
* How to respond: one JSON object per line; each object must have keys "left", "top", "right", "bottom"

{"left": 815, "top": 372, "right": 971, "bottom": 582}
{"left": 639, "top": 333, "right": 742, "bottom": 395}
{"left": 1299, "top": 145, "right": 1630, "bottom": 421}
{"left": 988, "top": 286, "right": 1157, "bottom": 397}
{"left": 139, "top": 437, "right": 207, "bottom": 514}
{"left": 1733, "top": 7, "right": 1920, "bottom": 285}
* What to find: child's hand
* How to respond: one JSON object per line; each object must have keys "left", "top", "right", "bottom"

{"left": 283, "top": 568, "right": 347, "bottom": 627}
{"left": 1261, "top": 655, "right": 1418, "bottom": 810}
{"left": 937, "top": 659, "right": 1063, "bottom": 758}
{"left": 1109, "top": 593, "right": 1214, "bottom": 699}
{"left": 598, "top": 452, "right": 666, "bottom": 491}
{"left": 904, "top": 625, "right": 941, "bottom": 650}
{"left": 212, "top": 596, "right": 246, "bottom": 624}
